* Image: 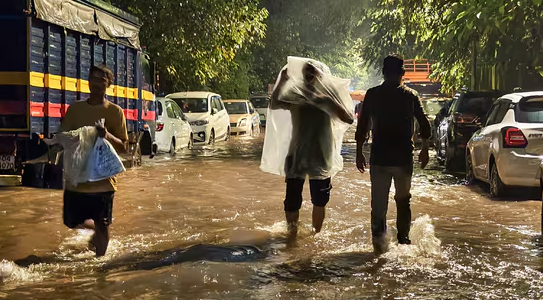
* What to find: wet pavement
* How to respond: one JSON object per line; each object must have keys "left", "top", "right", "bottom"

{"left": 1, "top": 126, "right": 543, "bottom": 299}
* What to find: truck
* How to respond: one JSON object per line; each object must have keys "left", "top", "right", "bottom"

{"left": 0, "top": 0, "right": 158, "bottom": 188}
{"left": 403, "top": 59, "right": 448, "bottom": 99}
{"left": 403, "top": 59, "right": 452, "bottom": 147}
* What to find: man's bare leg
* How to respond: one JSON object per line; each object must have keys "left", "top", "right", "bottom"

{"left": 312, "top": 206, "right": 325, "bottom": 233}
{"left": 285, "top": 211, "right": 299, "bottom": 232}
{"left": 285, "top": 211, "right": 299, "bottom": 245}
{"left": 93, "top": 222, "right": 110, "bottom": 257}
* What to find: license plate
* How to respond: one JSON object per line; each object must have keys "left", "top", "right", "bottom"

{"left": 260, "top": 114, "right": 266, "bottom": 120}
{"left": 0, "top": 155, "right": 15, "bottom": 170}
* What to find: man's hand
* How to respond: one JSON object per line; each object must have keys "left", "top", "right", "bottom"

{"left": 96, "top": 123, "right": 107, "bottom": 138}
{"left": 356, "top": 154, "right": 367, "bottom": 173}
{"left": 280, "top": 68, "right": 289, "bottom": 82}
{"left": 419, "top": 148, "right": 429, "bottom": 169}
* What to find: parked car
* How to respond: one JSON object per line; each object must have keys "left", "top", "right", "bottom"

{"left": 414, "top": 97, "right": 452, "bottom": 146}
{"left": 155, "top": 98, "right": 193, "bottom": 154}
{"left": 223, "top": 99, "right": 261, "bottom": 136}
{"left": 436, "top": 91, "right": 501, "bottom": 169}
{"left": 249, "top": 95, "right": 270, "bottom": 127}
{"left": 466, "top": 91, "right": 543, "bottom": 197}
{"left": 166, "top": 91, "right": 230, "bottom": 145}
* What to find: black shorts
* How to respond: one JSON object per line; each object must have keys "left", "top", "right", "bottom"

{"left": 63, "top": 190, "right": 114, "bottom": 229}
{"left": 284, "top": 177, "right": 332, "bottom": 212}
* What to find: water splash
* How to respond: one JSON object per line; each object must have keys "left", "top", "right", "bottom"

{"left": 382, "top": 215, "right": 444, "bottom": 268}
{"left": 0, "top": 260, "right": 46, "bottom": 284}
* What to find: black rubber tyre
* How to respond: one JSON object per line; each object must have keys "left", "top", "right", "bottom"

{"left": 209, "top": 130, "right": 215, "bottom": 145}
{"left": 489, "top": 161, "right": 507, "bottom": 198}
{"left": 169, "top": 138, "right": 176, "bottom": 156}
{"left": 465, "top": 151, "right": 477, "bottom": 185}
{"left": 188, "top": 134, "right": 194, "bottom": 149}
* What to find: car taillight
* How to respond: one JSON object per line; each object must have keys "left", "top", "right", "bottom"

{"left": 503, "top": 127, "right": 528, "bottom": 148}
{"left": 156, "top": 122, "right": 164, "bottom": 132}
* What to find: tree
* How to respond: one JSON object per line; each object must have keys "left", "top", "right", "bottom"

{"left": 359, "top": 0, "right": 543, "bottom": 92}
{"left": 110, "top": 0, "right": 268, "bottom": 93}
{"left": 252, "top": 0, "right": 378, "bottom": 92}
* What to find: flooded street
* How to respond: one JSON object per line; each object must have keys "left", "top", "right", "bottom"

{"left": 1, "top": 127, "right": 543, "bottom": 300}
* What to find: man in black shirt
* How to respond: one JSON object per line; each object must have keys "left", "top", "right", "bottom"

{"left": 355, "top": 54, "right": 431, "bottom": 255}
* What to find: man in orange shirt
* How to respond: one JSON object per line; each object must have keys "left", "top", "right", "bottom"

{"left": 61, "top": 65, "right": 128, "bottom": 257}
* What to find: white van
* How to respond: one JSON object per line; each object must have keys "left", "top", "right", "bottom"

{"left": 249, "top": 95, "right": 270, "bottom": 127}
{"left": 166, "top": 91, "right": 230, "bottom": 144}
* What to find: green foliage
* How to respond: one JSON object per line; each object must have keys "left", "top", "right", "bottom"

{"left": 110, "top": 0, "right": 268, "bottom": 93}
{"left": 252, "top": 0, "right": 378, "bottom": 92}
{"left": 360, "top": 0, "right": 543, "bottom": 91}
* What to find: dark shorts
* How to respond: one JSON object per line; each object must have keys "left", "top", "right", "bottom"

{"left": 284, "top": 177, "right": 332, "bottom": 212}
{"left": 63, "top": 190, "right": 114, "bottom": 229}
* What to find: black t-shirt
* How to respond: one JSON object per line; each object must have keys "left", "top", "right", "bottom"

{"left": 356, "top": 81, "right": 431, "bottom": 166}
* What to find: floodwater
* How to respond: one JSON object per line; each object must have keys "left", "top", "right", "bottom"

{"left": 1, "top": 127, "right": 543, "bottom": 300}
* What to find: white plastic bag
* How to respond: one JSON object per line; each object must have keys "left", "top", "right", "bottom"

{"left": 87, "top": 137, "right": 126, "bottom": 182}
{"left": 44, "top": 126, "right": 97, "bottom": 186}
{"left": 260, "top": 57, "right": 354, "bottom": 180}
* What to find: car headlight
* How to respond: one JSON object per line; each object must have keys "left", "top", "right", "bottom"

{"left": 190, "top": 119, "right": 209, "bottom": 126}
{"left": 239, "top": 118, "right": 247, "bottom": 127}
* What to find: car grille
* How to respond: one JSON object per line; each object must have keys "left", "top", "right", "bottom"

{"left": 230, "top": 123, "right": 237, "bottom": 128}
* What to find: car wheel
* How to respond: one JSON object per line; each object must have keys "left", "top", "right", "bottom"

{"left": 169, "top": 138, "right": 176, "bottom": 156}
{"left": 465, "top": 150, "right": 477, "bottom": 185}
{"left": 209, "top": 130, "right": 215, "bottom": 145}
{"left": 490, "top": 161, "right": 507, "bottom": 198}
{"left": 225, "top": 127, "right": 230, "bottom": 141}
{"left": 188, "top": 134, "right": 194, "bottom": 150}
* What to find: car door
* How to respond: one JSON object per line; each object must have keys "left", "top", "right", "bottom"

{"left": 210, "top": 96, "right": 221, "bottom": 136}
{"left": 215, "top": 96, "right": 229, "bottom": 137}
{"left": 165, "top": 101, "right": 182, "bottom": 150}
{"left": 471, "top": 102, "right": 500, "bottom": 178}
{"left": 475, "top": 99, "right": 511, "bottom": 180}
{"left": 171, "top": 101, "right": 189, "bottom": 148}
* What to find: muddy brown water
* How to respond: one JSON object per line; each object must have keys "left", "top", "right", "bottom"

{"left": 1, "top": 127, "right": 542, "bottom": 299}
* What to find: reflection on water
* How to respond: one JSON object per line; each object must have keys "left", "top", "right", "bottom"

{"left": 1, "top": 129, "right": 543, "bottom": 299}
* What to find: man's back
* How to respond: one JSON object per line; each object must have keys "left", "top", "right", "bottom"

{"left": 287, "top": 103, "right": 333, "bottom": 178}
{"left": 362, "top": 82, "right": 426, "bottom": 166}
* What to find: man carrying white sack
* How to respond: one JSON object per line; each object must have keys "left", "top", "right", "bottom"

{"left": 264, "top": 58, "right": 354, "bottom": 236}
{"left": 61, "top": 65, "right": 128, "bottom": 257}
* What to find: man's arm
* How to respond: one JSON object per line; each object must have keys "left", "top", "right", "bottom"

{"left": 105, "top": 109, "right": 129, "bottom": 153}
{"left": 355, "top": 93, "right": 372, "bottom": 155}
{"left": 269, "top": 69, "right": 291, "bottom": 110}
{"left": 413, "top": 95, "right": 431, "bottom": 150}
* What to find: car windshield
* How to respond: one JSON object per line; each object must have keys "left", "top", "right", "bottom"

{"left": 457, "top": 96, "right": 495, "bottom": 115}
{"left": 516, "top": 96, "right": 543, "bottom": 123}
{"left": 422, "top": 101, "right": 445, "bottom": 115}
{"left": 170, "top": 98, "right": 208, "bottom": 113}
{"left": 224, "top": 102, "right": 248, "bottom": 114}
{"left": 250, "top": 97, "right": 269, "bottom": 108}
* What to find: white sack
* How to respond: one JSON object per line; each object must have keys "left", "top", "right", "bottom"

{"left": 260, "top": 56, "right": 354, "bottom": 180}
{"left": 44, "top": 126, "right": 97, "bottom": 186}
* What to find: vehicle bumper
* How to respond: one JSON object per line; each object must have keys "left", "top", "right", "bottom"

{"left": 499, "top": 151, "right": 543, "bottom": 187}
{"left": 0, "top": 175, "right": 22, "bottom": 186}
{"left": 231, "top": 124, "right": 251, "bottom": 135}
{"left": 259, "top": 114, "right": 266, "bottom": 126}
{"left": 191, "top": 125, "right": 209, "bottom": 144}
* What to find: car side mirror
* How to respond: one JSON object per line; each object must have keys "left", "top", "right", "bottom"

{"left": 212, "top": 108, "right": 218, "bottom": 115}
